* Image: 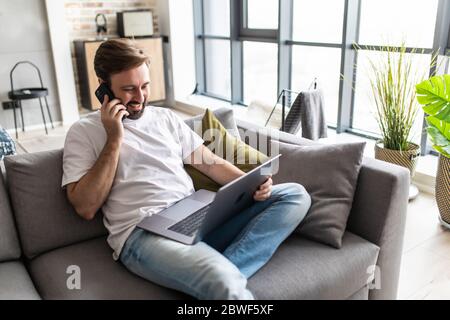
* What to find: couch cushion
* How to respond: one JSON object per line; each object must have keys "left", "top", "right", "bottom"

{"left": 184, "top": 107, "right": 241, "bottom": 139}
{"left": 4, "top": 150, "right": 107, "bottom": 259}
{"left": 29, "top": 233, "right": 377, "bottom": 300}
{"left": 0, "top": 169, "right": 21, "bottom": 262}
{"left": 247, "top": 232, "right": 379, "bottom": 299}
{"left": 28, "top": 237, "right": 189, "bottom": 300}
{"left": 185, "top": 109, "right": 268, "bottom": 192}
{"left": 272, "top": 141, "right": 365, "bottom": 248}
{"left": 0, "top": 261, "right": 40, "bottom": 300}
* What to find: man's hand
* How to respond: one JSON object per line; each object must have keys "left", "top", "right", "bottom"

{"left": 254, "top": 176, "right": 273, "bottom": 201}
{"left": 100, "top": 95, "right": 129, "bottom": 142}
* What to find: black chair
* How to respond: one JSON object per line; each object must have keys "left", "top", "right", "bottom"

{"left": 8, "top": 61, "right": 54, "bottom": 139}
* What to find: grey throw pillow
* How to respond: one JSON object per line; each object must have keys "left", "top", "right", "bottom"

{"left": 272, "top": 141, "right": 366, "bottom": 248}
{"left": 184, "top": 107, "right": 241, "bottom": 140}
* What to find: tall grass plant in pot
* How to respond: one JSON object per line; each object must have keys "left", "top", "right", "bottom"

{"left": 355, "top": 43, "right": 437, "bottom": 199}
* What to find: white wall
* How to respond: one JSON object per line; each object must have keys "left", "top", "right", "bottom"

{"left": 45, "top": 0, "right": 79, "bottom": 126}
{"left": 0, "top": 0, "right": 61, "bottom": 130}
{"left": 157, "top": 0, "right": 197, "bottom": 102}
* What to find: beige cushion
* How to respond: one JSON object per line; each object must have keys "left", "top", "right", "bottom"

{"left": 185, "top": 109, "right": 268, "bottom": 192}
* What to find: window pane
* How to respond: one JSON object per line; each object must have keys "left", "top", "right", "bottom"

{"left": 292, "top": 0, "right": 345, "bottom": 44}
{"left": 247, "top": 0, "right": 278, "bottom": 29}
{"left": 352, "top": 50, "right": 432, "bottom": 146}
{"left": 291, "top": 46, "right": 341, "bottom": 126}
{"left": 444, "top": 54, "right": 450, "bottom": 74}
{"left": 205, "top": 39, "right": 231, "bottom": 99}
{"left": 243, "top": 41, "right": 278, "bottom": 105}
{"left": 204, "top": 0, "right": 230, "bottom": 37}
{"left": 359, "top": 0, "right": 438, "bottom": 48}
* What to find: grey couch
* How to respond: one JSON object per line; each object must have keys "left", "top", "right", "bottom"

{"left": 0, "top": 115, "right": 410, "bottom": 300}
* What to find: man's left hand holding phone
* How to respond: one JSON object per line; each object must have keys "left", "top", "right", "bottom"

{"left": 95, "top": 82, "right": 129, "bottom": 143}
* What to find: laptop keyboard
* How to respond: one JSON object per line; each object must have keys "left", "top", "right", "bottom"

{"left": 168, "top": 206, "right": 210, "bottom": 237}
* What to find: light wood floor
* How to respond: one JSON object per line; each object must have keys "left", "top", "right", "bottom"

{"left": 9, "top": 117, "right": 450, "bottom": 300}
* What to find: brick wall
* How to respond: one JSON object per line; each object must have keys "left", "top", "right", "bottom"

{"left": 64, "top": 0, "right": 158, "bottom": 110}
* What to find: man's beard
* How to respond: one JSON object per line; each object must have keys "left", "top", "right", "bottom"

{"left": 125, "top": 100, "right": 147, "bottom": 120}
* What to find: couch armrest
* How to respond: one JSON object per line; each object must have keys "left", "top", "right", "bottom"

{"left": 347, "top": 157, "right": 410, "bottom": 300}
{"left": 237, "top": 119, "right": 410, "bottom": 299}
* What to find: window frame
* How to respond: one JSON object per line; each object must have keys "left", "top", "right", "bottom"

{"left": 193, "top": 0, "right": 450, "bottom": 156}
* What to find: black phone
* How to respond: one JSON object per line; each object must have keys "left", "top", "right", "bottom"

{"left": 95, "top": 82, "right": 115, "bottom": 104}
{"left": 95, "top": 83, "right": 127, "bottom": 120}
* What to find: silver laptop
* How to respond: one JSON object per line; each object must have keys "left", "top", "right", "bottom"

{"left": 137, "top": 155, "right": 281, "bottom": 245}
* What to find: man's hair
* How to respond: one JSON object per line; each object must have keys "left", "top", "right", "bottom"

{"left": 94, "top": 38, "right": 150, "bottom": 83}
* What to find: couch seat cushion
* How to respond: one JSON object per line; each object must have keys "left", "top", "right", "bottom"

{"left": 28, "top": 237, "right": 189, "bottom": 300}
{"left": 30, "top": 232, "right": 378, "bottom": 300}
{"left": 247, "top": 232, "right": 380, "bottom": 300}
{"left": 0, "top": 261, "right": 40, "bottom": 300}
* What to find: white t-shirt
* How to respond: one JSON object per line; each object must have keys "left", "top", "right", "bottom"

{"left": 62, "top": 107, "right": 204, "bottom": 260}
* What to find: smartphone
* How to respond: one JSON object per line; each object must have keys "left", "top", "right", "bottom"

{"left": 95, "top": 82, "right": 115, "bottom": 104}
{"left": 95, "top": 83, "right": 127, "bottom": 121}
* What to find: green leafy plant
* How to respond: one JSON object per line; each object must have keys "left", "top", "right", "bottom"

{"left": 416, "top": 74, "right": 450, "bottom": 158}
{"left": 354, "top": 43, "right": 437, "bottom": 151}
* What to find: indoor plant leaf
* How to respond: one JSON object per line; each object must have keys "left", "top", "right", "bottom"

{"left": 426, "top": 121, "right": 450, "bottom": 158}
{"left": 416, "top": 74, "right": 450, "bottom": 122}
{"left": 426, "top": 115, "right": 450, "bottom": 141}
{"left": 432, "top": 145, "right": 450, "bottom": 158}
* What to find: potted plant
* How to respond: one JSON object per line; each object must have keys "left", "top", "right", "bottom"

{"left": 356, "top": 43, "right": 436, "bottom": 199}
{"left": 416, "top": 74, "right": 450, "bottom": 227}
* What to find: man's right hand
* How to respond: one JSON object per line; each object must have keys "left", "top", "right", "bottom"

{"left": 100, "top": 95, "right": 130, "bottom": 142}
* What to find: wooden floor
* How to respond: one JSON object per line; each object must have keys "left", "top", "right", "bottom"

{"left": 9, "top": 114, "right": 450, "bottom": 300}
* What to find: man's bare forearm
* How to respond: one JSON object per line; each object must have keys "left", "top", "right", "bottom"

{"left": 189, "top": 145, "right": 245, "bottom": 186}
{"left": 202, "top": 154, "right": 244, "bottom": 185}
{"left": 68, "top": 140, "right": 121, "bottom": 219}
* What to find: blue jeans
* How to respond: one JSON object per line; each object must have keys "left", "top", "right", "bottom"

{"left": 120, "top": 183, "right": 311, "bottom": 300}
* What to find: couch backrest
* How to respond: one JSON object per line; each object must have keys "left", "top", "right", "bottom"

{"left": 1, "top": 110, "right": 315, "bottom": 261}
{"left": 0, "top": 165, "right": 21, "bottom": 262}
{"left": 4, "top": 149, "right": 107, "bottom": 260}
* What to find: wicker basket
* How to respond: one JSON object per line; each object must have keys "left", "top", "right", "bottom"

{"left": 374, "top": 141, "right": 421, "bottom": 177}
{"left": 436, "top": 154, "right": 450, "bottom": 225}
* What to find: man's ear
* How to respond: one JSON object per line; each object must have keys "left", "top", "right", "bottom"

{"left": 98, "top": 78, "right": 106, "bottom": 85}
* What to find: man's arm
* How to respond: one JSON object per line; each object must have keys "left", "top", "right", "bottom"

{"left": 66, "top": 141, "right": 121, "bottom": 220}
{"left": 66, "top": 96, "right": 129, "bottom": 220}
{"left": 186, "top": 144, "right": 244, "bottom": 185}
{"left": 185, "top": 145, "right": 273, "bottom": 201}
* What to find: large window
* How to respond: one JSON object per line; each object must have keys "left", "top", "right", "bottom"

{"left": 203, "top": 0, "right": 230, "bottom": 37}
{"left": 292, "top": 0, "right": 345, "bottom": 44}
{"left": 193, "top": 0, "right": 450, "bottom": 155}
{"left": 358, "top": 0, "right": 438, "bottom": 48}
{"left": 291, "top": 46, "right": 341, "bottom": 125}
{"left": 246, "top": 0, "right": 279, "bottom": 29}
{"left": 243, "top": 42, "right": 278, "bottom": 105}
{"left": 205, "top": 39, "right": 231, "bottom": 99}
{"left": 195, "top": 0, "right": 231, "bottom": 100}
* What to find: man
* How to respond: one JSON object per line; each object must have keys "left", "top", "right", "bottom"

{"left": 62, "top": 38, "right": 311, "bottom": 300}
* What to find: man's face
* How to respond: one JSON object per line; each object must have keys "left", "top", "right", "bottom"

{"left": 109, "top": 63, "right": 150, "bottom": 120}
